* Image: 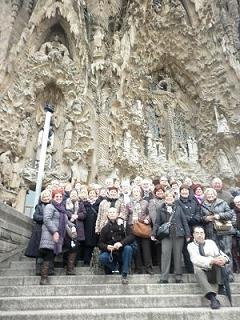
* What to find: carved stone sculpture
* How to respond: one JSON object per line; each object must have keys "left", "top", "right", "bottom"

{"left": 217, "top": 114, "right": 230, "bottom": 134}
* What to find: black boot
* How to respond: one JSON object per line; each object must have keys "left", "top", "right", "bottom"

{"left": 206, "top": 292, "right": 221, "bottom": 309}
{"left": 66, "top": 252, "right": 77, "bottom": 275}
{"left": 40, "top": 261, "right": 49, "bottom": 285}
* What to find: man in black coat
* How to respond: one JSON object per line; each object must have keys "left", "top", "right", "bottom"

{"left": 98, "top": 207, "right": 135, "bottom": 284}
{"left": 176, "top": 184, "right": 202, "bottom": 273}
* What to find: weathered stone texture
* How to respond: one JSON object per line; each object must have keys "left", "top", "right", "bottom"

{"left": 0, "top": 0, "right": 240, "bottom": 208}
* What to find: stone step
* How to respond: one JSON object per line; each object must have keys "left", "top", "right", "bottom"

{"left": 0, "top": 308, "right": 239, "bottom": 320}
{"left": 0, "top": 294, "right": 236, "bottom": 311}
{"left": 0, "top": 274, "right": 239, "bottom": 286}
{"left": 0, "top": 274, "right": 201, "bottom": 286}
{"left": 0, "top": 283, "right": 238, "bottom": 297}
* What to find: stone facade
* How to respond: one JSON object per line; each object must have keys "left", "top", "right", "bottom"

{"left": 0, "top": 0, "right": 240, "bottom": 210}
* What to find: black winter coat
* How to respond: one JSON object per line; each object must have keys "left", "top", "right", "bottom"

{"left": 83, "top": 198, "right": 101, "bottom": 247}
{"left": 153, "top": 203, "right": 191, "bottom": 238}
{"left": 98, "top": 220, "right": 135, "bottom": 253}
{"left": 25, "top": 203, "right": 46, "bottom": 258}
{"left": 176, "top": 196, "right": 202, "bottom": 231}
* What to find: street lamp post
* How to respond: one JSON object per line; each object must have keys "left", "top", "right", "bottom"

{"left": 33, "top": 104, "right": 54, "bottom": 212}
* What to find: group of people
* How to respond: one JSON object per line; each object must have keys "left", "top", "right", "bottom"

{"left": 25, "top": 175, "right": 240, "bottom": 309}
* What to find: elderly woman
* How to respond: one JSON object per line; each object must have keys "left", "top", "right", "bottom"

{"left": 39, "top": 188, "right": 74, "bottom": 285}
{"left": 82, "top": 188, "right": 102, "bottom": 266}
{"left": 232, "top": 195, "right": 240, "bottom": 273}
{"left": 154, "top": 191, "right": 191, "bottom": 283}
{"left": 193, "top": 184, "right": 204, "bottom": 204}
{"left": 126, "top": 185, "right": 153, "bottom": 274}
{"left": 201, "top": 187, "right": 234, "bottom": 281}
{"left": 64, "top": 189, "right": 86, "bottom": 274}
{"left": 25, "top": 189, "right": 52, "bottom": 275}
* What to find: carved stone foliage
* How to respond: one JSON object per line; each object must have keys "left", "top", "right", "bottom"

{"left": 1, "top": 0, "right": 240, "bottom": 209}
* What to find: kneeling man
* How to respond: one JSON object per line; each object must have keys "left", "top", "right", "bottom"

{"left": 98, "top": 207, "right": 135, "bottom": 284}
{"left": 187, "top": 226, "right": 229, "bottom": 309}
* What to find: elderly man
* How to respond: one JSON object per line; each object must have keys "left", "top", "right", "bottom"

{"left": 187, "top": 226, "right": 229, "bottom": 309}
{"left": 98, "top": 207, "right": 135, "bottom": 284}
{"left": 212, "top": 177, "right": 233, "bottom": 207}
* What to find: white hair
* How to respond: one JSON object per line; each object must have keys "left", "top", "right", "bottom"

{"left": 204, "top": 187, "right": 217, "bottom": 197}
{"left": 234, "top": 195, "right": 240, "bottom": 204}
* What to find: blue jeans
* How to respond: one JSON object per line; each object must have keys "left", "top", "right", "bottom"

{"left": 99, "top": 245, "right": 133, "bottom": 275}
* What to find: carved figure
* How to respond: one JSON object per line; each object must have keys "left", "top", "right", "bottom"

{"left": 123, "top": 129, "right": 132, "bottom": 155}
{"left": 9, "top": 156, "right": 22, "bottom": 190}
{"left": 146, "top": 131, "right": 158, "bottom": 160}
{"left": 217, "top": 149, "right": 233, "bottom": 175}
{"left": 187, "top": 136, "right": 198, "bottom": 162}
{"left": 39, "top": 35, "right": 71, "bottom": 63}
{"left": 93, "top": 28, "right": 104, "bottom": 53}
{"left": 64, "top": 121, "right": 73, "bottom": 151}
{"left": 18, "top": 118, "right": 30, "bottom": 154}
{"left": 35, "top": 126, "right": 54, "bottom": 168}
{"left": 217, "top": 114, "right": 230, "bottom": 134}
{"left": 235, "top": 146, "right": 240, "bottom": 165}
{"left": 177, "top": 143, "right": 188, "bottom": 163}
{"left": 0, "top": 151, "right": 12, "bottom": 189}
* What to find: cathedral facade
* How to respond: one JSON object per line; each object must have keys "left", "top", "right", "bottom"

{"left": 0, "top": 0, "right": 240, "bottom": 212}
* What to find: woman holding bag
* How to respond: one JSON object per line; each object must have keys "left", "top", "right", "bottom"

{"left": 153, "top": 191, "right": 191, "bottom": 283}
{"left": 125, "top": 185, "right": 153, "bottom": 274}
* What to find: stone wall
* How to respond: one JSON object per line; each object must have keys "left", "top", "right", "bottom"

{"left": 0, "top": 202, "right": 32, "bottom": 263}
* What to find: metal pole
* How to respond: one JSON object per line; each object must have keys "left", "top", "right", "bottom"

{"left": 33, "top": 104, "right": 54, "bottom": 212}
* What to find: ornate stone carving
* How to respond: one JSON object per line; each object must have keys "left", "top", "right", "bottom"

{"left": 1, "top": 0, "right": 240, "bottom": 210}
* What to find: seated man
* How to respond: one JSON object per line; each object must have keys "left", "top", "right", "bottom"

{"left": 187, "top": 226, "right": 229, "bottom": 309}
{"left": 98, "top": 207, "right": 135, "bottom": 284}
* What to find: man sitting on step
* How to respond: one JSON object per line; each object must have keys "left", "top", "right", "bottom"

{"left": 187, "top": 226, "right": 229, "bottom": 309}
{"left": 98, "top": 207, "right": 135, "bottom": 284}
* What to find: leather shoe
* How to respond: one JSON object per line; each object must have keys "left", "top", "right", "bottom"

{"left": 158, "top": 280, "right": 168, "bottom": 284}
{"left": 210, "top": 297, "right": 221, "bottom": 309}
{"left": 175, "top": 279, "right": 183, "bottom": 283}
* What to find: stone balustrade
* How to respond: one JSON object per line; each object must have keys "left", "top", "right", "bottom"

{"left": 0, "top": 202, "right": 32, "bottom": 264}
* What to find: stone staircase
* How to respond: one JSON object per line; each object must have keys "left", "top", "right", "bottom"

{"left": 0, "top": 258, "right": 239, "bottom": 320}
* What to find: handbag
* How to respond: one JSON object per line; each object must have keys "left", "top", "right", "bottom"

{"left": 156, "top": 214, "right": 174, "bottom": 241}
{"left": 132, "top": 220, "right": 152, "bottom": 238}
{"left": 66, "top": 225, "right": 77, "bottom": 239}
{"left": 214, "top": 220, "right": 233, "bottom": 232}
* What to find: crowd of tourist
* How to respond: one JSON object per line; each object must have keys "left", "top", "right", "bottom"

{"left": 25, "top": 174, "right": 240, "bottom": 307}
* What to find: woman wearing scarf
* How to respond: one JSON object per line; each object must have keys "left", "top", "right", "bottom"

{"left": 126, "top": 185, "right": 153, "bottom": 274}
{"left": 64, "top": 189, "right": 86, "bottom": 274}
{"left": 193, "top": 183, "right": 205, "bottom": 204}
{"left": 39, "top": 188, "right": 74, "bottom": 285}
{"left": 154, "top": 191, "right": 191, "bottom": 283}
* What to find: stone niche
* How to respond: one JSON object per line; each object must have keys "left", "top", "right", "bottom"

{"left": 1, "top": 0, "right": 240, "bottom": 211}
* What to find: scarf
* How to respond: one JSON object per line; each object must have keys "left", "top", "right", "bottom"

{"left": 52, "top": 200, "right": 67, "bottom": 255}
{"left": 195, "top": 194, "right": 204, "bottom": 204}
{"left": 106, "top": 197, "right": 118, "bottom": 208}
